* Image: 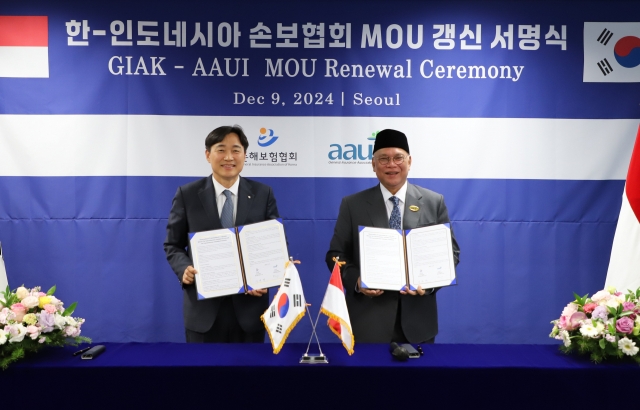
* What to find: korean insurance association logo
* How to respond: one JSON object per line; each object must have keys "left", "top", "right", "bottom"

{"left": 257, "top": 128, "right": 279, "bottom": 147}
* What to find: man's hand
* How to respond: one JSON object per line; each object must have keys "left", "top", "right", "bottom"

{"left": 400, "top": 285, "right": 427, "bottom": 296}
{"left": 358, "top": 277, "right": 384, "bottom": 297}
{"left": 182, "top": 266, "right": 197, "bottom": 285}
{"left": 247, "top": 289, "right": 268, "bottom": 297}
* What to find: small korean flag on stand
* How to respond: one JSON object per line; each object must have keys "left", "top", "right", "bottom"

{"left": 261, "top": 260, "right": 306, "bottom": 354}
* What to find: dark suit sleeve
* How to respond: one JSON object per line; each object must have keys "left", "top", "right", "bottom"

{"left": 265, "top": 186, "right": 280, "bottom": 220}
{"left": 325, "top": 197, "right": 360, "bottom": 293}
{"left": 163, "top": 186, "right": 192, "bottom": 284}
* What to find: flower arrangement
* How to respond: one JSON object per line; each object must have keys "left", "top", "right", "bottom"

{"left": 550, "top": 287, "right": 640, "bottom": 364}
{"left": 0, "top": 285, "right": 90, "bottom": 370}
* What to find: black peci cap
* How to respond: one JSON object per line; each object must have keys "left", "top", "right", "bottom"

{"left": 373, "top": 129, "right": 410, "bottom": 154}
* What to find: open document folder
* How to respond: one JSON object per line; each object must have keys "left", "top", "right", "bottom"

{"left": 189, "top": 219, "right": 289, "bottom": 299}
{"left": 358, "top": 224, "right": 457, "bottom": 291}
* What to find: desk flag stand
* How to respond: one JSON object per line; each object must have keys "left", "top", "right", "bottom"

{"left": 300, "top": 304, "right": 328, "bottom": 364}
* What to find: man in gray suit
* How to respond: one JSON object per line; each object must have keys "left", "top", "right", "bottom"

{"left": 164, "top": 125, "right": 280, "bottom": 343}
{"left": 326, "top": 129, "right": 460, "bottom": 344}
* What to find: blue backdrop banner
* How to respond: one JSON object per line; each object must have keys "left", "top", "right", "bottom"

{"left": 1, "top": 0, "right": 639, "bottom": 344}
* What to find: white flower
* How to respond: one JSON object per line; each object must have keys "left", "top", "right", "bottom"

{"left": 580, "top": 320, "right": 604, "bottom": 338}
{"left": 8, "top": 324, "right": 27, "bottom": 343}
{"left": 53, "top": 314, "right": 66, "bottom": 330}
{"left": 15, "top": 286, "right": 29, "bottom": 300}
{"left": 592, "top": 290, "right": 612, "bottom": 304}
{"left": 65, "top": 316, "right": 77, "bottom": 327}
{"left": 605, "top": 298, "right": 620, "bottom": 309}
{"left": 21, "top": 296, "right": 39, "bottom": 309}
{"left": 618, "top": 337, "right": 639, "bottom": 356}
{"left": 0, "top": 330, "right": 7, "bottom": 345}
{"left": 48, "top": 296, "right": 62, "bottom": 307}
{"left": 605, "top": 334, "right": 617, "bottom": 343}
{"left": 559, "top": 330, "right": 571, "bottom": 347}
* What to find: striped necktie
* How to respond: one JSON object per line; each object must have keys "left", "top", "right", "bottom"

{"left": 220, "top": 190, "right": 234, "bottom": 228}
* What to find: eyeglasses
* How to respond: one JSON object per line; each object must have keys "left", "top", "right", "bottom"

{"left": 375, "top": 155, "right": 407, "bottom": 165}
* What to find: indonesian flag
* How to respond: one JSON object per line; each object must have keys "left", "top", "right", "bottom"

{"left": 0, "top": 243, "right": 8, "bottom": 297}
{"left": 320, "top": 261, "right": 354, "bottom": 355}
{"left": 605, "top": 125, "right": 640, "bottom": 291}
{"left": 0, "top": 16, "right": 49, "bottom": 78}
{"left": 261, "top": 260, "right": 306, "bottom": 354}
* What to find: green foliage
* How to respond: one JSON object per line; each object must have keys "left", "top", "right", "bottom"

{"left": 62, "top": 302, "right": 77, "bottom": 317}
{"left": 1, "top": 286, "right": 19, "bottom": 308}
{"left": 573, "top": 292, "right": 589, "bottom": 306}
{"left": 1, "top": 334, "right": 91, "bottom": 370}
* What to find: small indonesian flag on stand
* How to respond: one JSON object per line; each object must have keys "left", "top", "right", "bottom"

{"left": 0, "top": 16, "right": 49, "bottom": 78}
{"left": 320, "top": 259, "right": 354, "bottom": 355}
{"left": 605, "top": 125, "right": 640, "bottom": 291}
{"left": 261, "top": 260, "right": 306, "bottom": 354}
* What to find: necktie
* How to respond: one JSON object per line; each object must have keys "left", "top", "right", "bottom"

{"left": 389, "top": 196, "right": 401, "bottom": 229}
{"left": 220, "top": 190, "right": 234, "bottom": 228}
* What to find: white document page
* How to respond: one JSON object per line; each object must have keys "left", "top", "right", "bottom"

{"left": 238, "top": 219, "right": 289, "bottom": 290}
{"left": 358, "top": 226, "right": 406, "bottom": 291}
{"left": 190, "top": 229, "right": 244, "bottom": 299}
{"left": 406, "top": 224, "right": 456, "bottom": 289}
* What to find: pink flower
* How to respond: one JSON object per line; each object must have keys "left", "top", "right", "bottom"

{"left": 10, "top": 304, "right": 27, "bottom": 322}
{"left": 569, "top": 312, "right": 587, "bottom": 330}
{"left": 616, "top": 317, "right": 635, "bottom": 334}
{"left": 583, "top": 303, "right": 597, "bottom": 314}
{"left": 623, "top": 302, "right": 636, "bottom": 311}
{"left": 26, "top": 325, "right": 39, "bottom": 340}
{"left": 43, "top": 304, "right": 56, "bottom": 314}
{"left": 559, "top": 312, "right": 587, "bottom": 331}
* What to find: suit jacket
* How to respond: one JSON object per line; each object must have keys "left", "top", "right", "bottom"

{"left": 326, "top": 183, "right": 460, "bottom": 343}
{"left": 164, "top": 175, "right": 280, "bottom": 334}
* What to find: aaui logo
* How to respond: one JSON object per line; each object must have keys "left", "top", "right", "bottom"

{"left": 257, "top": 128, "right": 279, "bottom": 147}
{"left": 328, "top": 131, "right": 379, "bottom": 160}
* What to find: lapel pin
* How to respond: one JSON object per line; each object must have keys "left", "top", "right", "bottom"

{"left": 409, "top": 205, "right": 419, "bottom": 212}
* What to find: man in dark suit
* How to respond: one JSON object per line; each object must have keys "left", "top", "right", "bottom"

{"left": 326, "top": 129, "right": 460, "bottom": 344}
{"left": 164, "top": 125, "right": 280, "bottom": 343}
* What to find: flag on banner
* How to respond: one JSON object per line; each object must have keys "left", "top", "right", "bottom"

{"left": 261, "top": 260, "right": 306, "bottom": 354}
{"left": 320, "top": 260, "right": 354, "bottom": 355}
{"left": 605, "top": 125, "right": 640, "bottom": 291}
{"left": 0, "top": 16, "right": 49, "bottom": 78}
{"left": 583, "top": 22, "right": 640, "bottom": 83}
{"left": 0, "top": 243, "right": 8, "bottom": 299}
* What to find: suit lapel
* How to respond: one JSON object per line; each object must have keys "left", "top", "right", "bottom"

{"left": 235, "top": 177, "right": 253, "bottom": 226}
{"left": 366, "top": 185, "right": 390, "bottom": 228}
{"left": 198, "top": 175, "right": 222, "bottom": 228}
{"left": 403, "top": 183, "right": 422, "bottom": 229}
